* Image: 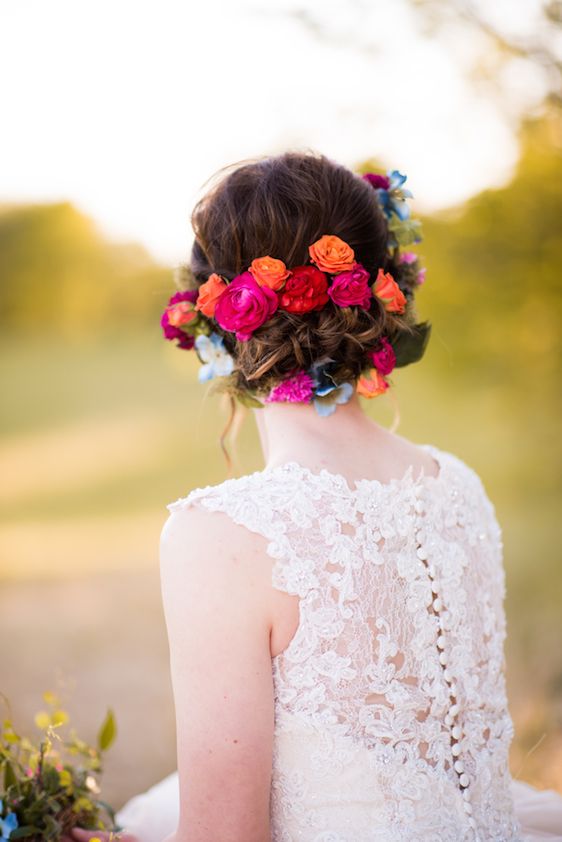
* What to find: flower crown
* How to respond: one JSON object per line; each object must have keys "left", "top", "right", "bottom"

{"left": 161, "top": 169, "right": 430, "bottom": 415}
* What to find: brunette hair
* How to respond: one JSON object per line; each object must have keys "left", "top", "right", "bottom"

{"left": 180, "top": 151, "right": 424, "bottom": 470}
{"left": 185, "top": 151, "right": 420, "bottom": 393}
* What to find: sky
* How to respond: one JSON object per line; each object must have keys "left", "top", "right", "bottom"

{"left": 0, "top": 0, "right": 549, "bottom": 264}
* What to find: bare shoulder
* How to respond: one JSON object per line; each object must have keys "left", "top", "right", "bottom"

{"left": 159, "top": 503, "right": 275, "bottom": 619}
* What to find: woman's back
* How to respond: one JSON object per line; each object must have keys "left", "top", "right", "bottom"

{"left": 168, "top": 442, "right": 522, "bottom": 841}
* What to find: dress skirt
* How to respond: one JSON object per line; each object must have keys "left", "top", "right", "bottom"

{"left": 114, "top": 772, "right": 562, "bottom": 841}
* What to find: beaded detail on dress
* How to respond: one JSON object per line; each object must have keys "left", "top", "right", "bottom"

{"left": 167, "top": 443, "right": 523, "bottom": 842}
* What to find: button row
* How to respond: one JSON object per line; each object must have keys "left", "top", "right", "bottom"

{"left": 413, "top": 487, "right": 475, "bottom": 832}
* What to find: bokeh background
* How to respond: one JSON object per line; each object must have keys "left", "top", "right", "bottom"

{"left": 1, "top": 0, "right": 561, "bottom": 810}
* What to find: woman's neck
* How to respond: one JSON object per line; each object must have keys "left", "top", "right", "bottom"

{"left": 252, "top": 393, "right": 387, "bottom": 471}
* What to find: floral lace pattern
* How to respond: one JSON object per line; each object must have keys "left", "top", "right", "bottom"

{"left": 167, "top": 444, "right": 523, "bottom": 842}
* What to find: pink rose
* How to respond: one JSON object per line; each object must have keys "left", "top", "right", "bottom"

{"left": 327, "top": 263, "right": 372, "bottom": 309}
{"left": 169, "top": 290, "right": 198, "bottom": 306}
{"left": 214, "top": 271, "right": 278, "bottom": 341}
{"left": 161, "top": 290, "right": 198, "bottom": 348}
{"left": 370, "top": 336, "right": 396, "bottom": 375}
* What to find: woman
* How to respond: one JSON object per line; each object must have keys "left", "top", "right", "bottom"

{"left": 70, "top": 153, "right": 562, "bottom": 841}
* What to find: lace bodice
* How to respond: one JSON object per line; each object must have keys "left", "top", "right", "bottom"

{"left": 167, "top": 443, "right": 522, "bottom": 842}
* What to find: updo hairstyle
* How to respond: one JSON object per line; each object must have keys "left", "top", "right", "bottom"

{"left": 180, "top": 151, "right": 423, "bottom": 404}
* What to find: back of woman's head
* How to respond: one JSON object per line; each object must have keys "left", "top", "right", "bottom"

{"left": 179, "top": 151, "right": 427, "bottom": 403}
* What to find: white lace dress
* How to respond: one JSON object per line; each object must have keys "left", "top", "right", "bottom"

{"left": 116, "top": 443, "right": 562, "bottom": 841}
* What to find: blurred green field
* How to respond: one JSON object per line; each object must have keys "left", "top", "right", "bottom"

{"left": 1, "top": 112, "right": 561, "bottom": 808}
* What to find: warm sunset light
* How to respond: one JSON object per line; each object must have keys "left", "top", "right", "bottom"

{"left": 1, "top": 1, "right": 561, "bottom": 838}
{"left": 0, "top": 0, "right": 548, "bottom": 262}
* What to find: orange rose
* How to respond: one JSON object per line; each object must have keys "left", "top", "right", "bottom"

{"left": 167, "top": 301, "right": 198, "bottom": 327}
{"left": 356, "top": 368, "right": 390, "bottom": 398}
{"left": 372, "top": 268, "right": 407, "bottom": 313}
{"left": 249, "top": 256, "right": 290, "bottom": 290}
{"left": 309, "top": 235, "right": 355, "bottom": 274}
{"left": 195, "top": 273, "right": 228, "bottom": 317}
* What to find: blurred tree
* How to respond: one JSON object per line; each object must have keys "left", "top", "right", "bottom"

{"left": 0, "top": 202, "right": 170, "bottom": 338}
{"left": 418, "top": 108, "right": 562, "bottom": 393}
{"left": 408, "top": 0, "right": 562, "bottom": 108}
{"left": 271, "top": 0, "right": 562, "bottom": 123}
{"left": 353, "top": 109, "right": 562, "bottom": 499}
{"left": 392, "top": 108, "right": 562, "bottom": 495}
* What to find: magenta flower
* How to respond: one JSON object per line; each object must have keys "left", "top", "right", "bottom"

{"left": 416, "top": 267, "right": 426, "bottom": 285}
{"left": 362, "top": 173, "right": 390, "bottom": 190}
{"left": 161, "top": 290, "right": 198, "bottom": 347}
{"left": 370, "top": 336, "right": 396, "bottom": 375}
{"left": 170, "top": 290, "right": 198, "bottom": 306}
{"left": 399, "top": 251, "right": 418, "bottom": 264}
{"left": 177, "top": 333, "right": 195, "bottom": 350}
{"left": 265, "top": 371, "right": 315, "bottom": 404}
{"left": 327, "top": 263, "right": 372, "bottom": 309}
{"left": 214, "top": 271, "right": 278, "bottom": 341}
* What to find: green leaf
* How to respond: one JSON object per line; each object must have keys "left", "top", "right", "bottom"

{"left": 392, "top": 321, "right": 432, "bottom": 368}
{"left": 4, "top": 758, "right": 17, "bottom": 788}
{"left": 97, "top": 708, "right": 116, "bottom": 752}
{"left": 388, "top": 217, "right": 423, "bottom": 246}
{"left": 10, "top": 826, "right": 41, "bottom": 839}
{"left": 95, "top": 797, "right": 117, "bottom": 823}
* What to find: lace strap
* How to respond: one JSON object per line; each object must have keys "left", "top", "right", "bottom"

{"left": 167, "top": 478, "right": 316, "bottom": 598}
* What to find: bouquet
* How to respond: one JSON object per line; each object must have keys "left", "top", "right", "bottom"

{"left": 0, "top": 691, "right": 120, "bottom": 841}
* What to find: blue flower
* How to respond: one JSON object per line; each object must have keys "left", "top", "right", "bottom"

{"left": 308, "top": 359, "right": 354, "bottom": 416}
{"left": 376, "top": 170, "right": 414, "bottom": 222}
{"left": 388, "top": 170, "right": 409, "bottom": 191}
{"left": 308, "top": 357, "right": 336, "bottom": 389}
{"left": 313, "top": 381, "right": 354, "bottom": 417}
{"left": 0, "top": 800, "right": 19, "bottom": 841}
{"left": 194, "top": 332, "right": 234, "bottom": 382}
